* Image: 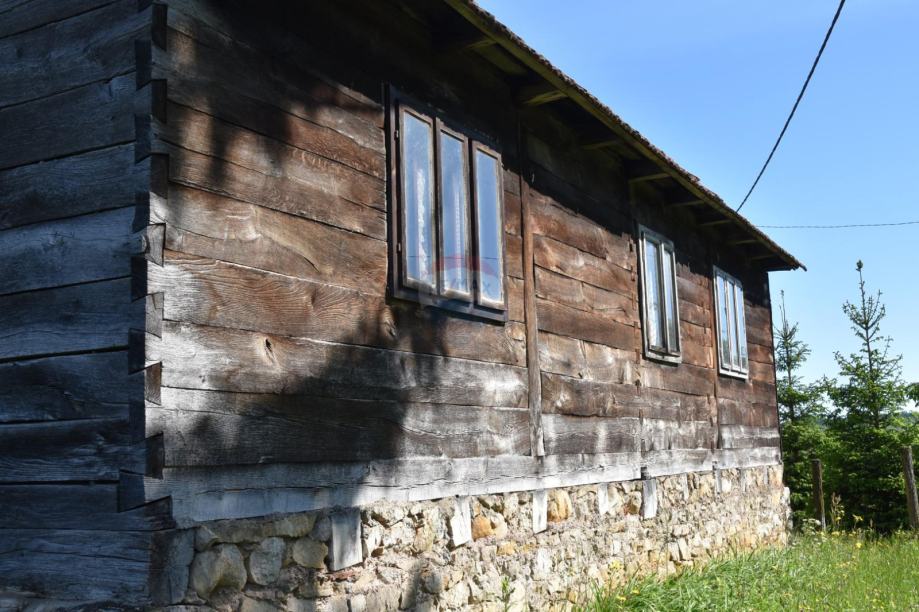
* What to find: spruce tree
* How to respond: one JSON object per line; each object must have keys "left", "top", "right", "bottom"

{"left": 824, "top": 261, "right": 918, "bottom": 530}
{"left": 774, "top": 291, "right": 828, "bottom": 524}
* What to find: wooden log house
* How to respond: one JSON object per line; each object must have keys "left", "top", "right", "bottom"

{"left": 0, "top": 0, "right": 803, "bottom": 605}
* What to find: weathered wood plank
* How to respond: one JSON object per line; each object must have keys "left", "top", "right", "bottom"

{"left": 0, "top": 418, "right": 142, "bottom": 482}
{"left": 144, "top": 447, "right": 782, "bottom": 524}
{"left": 0, "top": 73, "right": 135, "bottom": 170}
{"left": 165, "top": 0, "right": 384, "bottom": 134}
{"left": 639, "top": 361, "right": 715, "bottom": 397}
{"left": 534, "top": 234, "right": 633, "bottom": 296}
{"left": 529, "top": 190, "right": 630, "bottom": 262}
{"left": 149, "top": 387, "right": 530, "bottom": 466}
{"left": 535, "top": 266, "right": 635, "bottom": 325}
{"left": 541, "top": 372, "right": 641, "bottom": 418}
{"left": 643, "top": 419, "right": 713, "bottom": 452}
{"left": 676, "top": 275, "right": 712, "bottom": 309}
{"left": 0, "top": 351, "right": 131, "bottom": 423}
{"left": 163, "top": 145, "right": 386, "bottom": 240}
{"left": 0, "top": 277, "right": 138, "bottom": 361}
{"left": 0, "top": 206, "right": 134, "bottom": 295}
{"left": 159, "top": 25, "right": 384, "bottom": 176}
{"left": 0, "top": 144, "right": 135, "bottom": 230}
{"left": 0, "top": 484, "right": 172, "bottom": 530}
{"left": 162, "top": 183, "right": 388, "bottom": 292}
{"left": 719, "top": 424, "right": 780, "bottom": 449}
{"left": 542, "top": 414, "right": 640, "bottom": 455}
{"left": 153, "top": 102, "right": 384, "bottom": 210}
{"left": 156, "top": 321, "right": 529, "bottom": 408}
{"left": 520, "top": 179, "right": 545, "bottom": 456}
{"left": 0, "top": 529, "right": 153, "bottom": 603}
{"left": 0, "top": 0, "right": 116, "bottom": 40}
{"left": 0, "top": 0, "right": 141, "bottom": 108}
{"left": 536, "top": 297, "right": 636, "bottom": 350}
{"left": 151, "top": 251, "right": 526, "bottom": 366}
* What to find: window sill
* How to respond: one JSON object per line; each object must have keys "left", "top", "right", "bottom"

{"left": 643, "top": 350, "right": 682, "bottom": 366}
{"left": 717, "top": 368, "right": 749, "bottom": 381}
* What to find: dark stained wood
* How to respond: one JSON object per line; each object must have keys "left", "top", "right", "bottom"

{"left": 149, "top": 387, "right": 530, "bottom": 466}
{"left": 158, "top": 25, "right": 384, "bottom": 175}
{"left": 0, "top": 277, "right": 139, "bottom": 361}
{"left": 0, "top": 351, "right": 131, "bottom": 423}
{"left": 0, "top": 0, "right": 117, "bottom": 39}
{"left": 536, "top": 297, "right": 636, "bottom": 350}
{"left": 163, "top": 144, "right": 386, "bottom": 240}
{"left": 535, "top": 266, "right": 635, "bottom": 325}
{"left": 0, "top": 418, "right": 143, "bottom": 482}
{"left": 151, "top": 251, "right": 526, "bottom": 366}
{"left": 0, "top": 72, "right": 135, "bottom": 170}
{"left": 0, "top": 484, "right": 173, "bottom": 530}
{"left": 0, "top": 0, "right": 142, "bottom": 109}
{"left": 541, "top": 371, "right": 640, "bottom": 418}
{"left": 520, "top": 179, "right": 545, "bottom": 456}
{"left": 0, "top": 206, "right": 134, "bottom": 295}
{"left": 529, "top": 190, "right": 617, "bottom": 259}
{"left": 153, "top": 101, "right": 384, "bottom": 210}
{"left": 156, "top": 321, "right": 529, "bottom": 408}
{"left": 162, "top": 183, "right": 388, "bottom": 292}
{"left": 0, "top": 144, "right": 135, "bottom": 230}
{"left": 0, "top": 529, "right": 154, "bottom": 603}
{"left": 534, "top": 234, "right": 633, "bottom": 296}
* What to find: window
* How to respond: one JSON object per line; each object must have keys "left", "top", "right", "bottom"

{"left": 713, "top": 267, "right": 749, "bottom": 377}
{"left": 638, "top": 227, "right": 680, "bottom": 361}
{"left": 389, "top": 91, "right": 506, "bottom": 320}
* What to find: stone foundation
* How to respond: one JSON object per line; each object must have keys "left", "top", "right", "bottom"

{"left": 167, "top": 465, "right": 790, "bottom": 611}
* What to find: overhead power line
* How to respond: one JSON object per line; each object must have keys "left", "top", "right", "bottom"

{"left": 736, "top": 0, "right": 847, "bottom": 213}
{"left": 759, "top": 220, "right": 919, "bottom": 229}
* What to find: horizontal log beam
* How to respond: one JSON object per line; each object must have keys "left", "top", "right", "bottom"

{"left": 667, "top": 199, "right": 704, "bottom": 208}
{"left": 516, "top": 83, "right": 567, "bottom": 107}
{"left": 699, "top": 219, "right": 733, "bottom": 227}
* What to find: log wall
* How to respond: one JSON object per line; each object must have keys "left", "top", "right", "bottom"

{"left": 1, "top": 0, "right": 783, "bottom": 604}
{"left": 0, "top": 0, "right": 178, "bottom": 604}
{"left": 124, "top": 0, "right": 781, "bottom": 527}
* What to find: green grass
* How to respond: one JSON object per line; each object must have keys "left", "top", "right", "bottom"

{"left": 582, "top": 532, "right": 919, "bottom": 611}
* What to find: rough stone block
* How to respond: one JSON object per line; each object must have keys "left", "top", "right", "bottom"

{"left": 189, "top": 544, "right": 247, "bottom": 599}
{"left": 448, "top": 497, "right": 472, "bottom": 547}
{"left": 597, "top": 485, "right": 609, "bottom": 515}
{"left": 532, "top": 490, "right": 548, "bottom": 533}
{"left": 291, "top": 538, "right": 328, "bottom": 569}
{"left": 641, "top": 479, "right": 658, "bottom": 520}
{"left": 247, "top": 537, "right": 284, "bottom": 586}
{"left": 329, "top": 508, "right": 362, "bottom": 571}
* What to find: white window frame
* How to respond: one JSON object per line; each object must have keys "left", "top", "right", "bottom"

{"left": 638, "top": 226, "right": 681, "bottom": 363}
{"left": 713, "top": 266, "right": 749, "bottom": 378}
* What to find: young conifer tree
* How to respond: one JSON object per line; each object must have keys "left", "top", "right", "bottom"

{"left": 774, "top": 291, "right": 828, "bottom": 524}
{"left": 825, "top": 261, "right": 918, "bottom": 530}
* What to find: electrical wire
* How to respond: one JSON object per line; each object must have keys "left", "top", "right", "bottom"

{"left": 759, "top": 220, "right": 919, "bottom": 229}
{"left": 736, "top": 0, "right": 847, "bottom": 213}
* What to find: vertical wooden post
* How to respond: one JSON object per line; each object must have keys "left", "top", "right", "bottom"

{"left": 811, "top": 459, "right": 825, "bottom": 530}
{"left": 520, "top": 168, "right": 544, "bottom": 457}
{"left": 902, "top": 446, "right": 919, "bottom": 530}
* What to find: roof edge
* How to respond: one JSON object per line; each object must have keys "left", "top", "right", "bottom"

{"left": 444, "top": 0, "right": 805, "bottom": 272}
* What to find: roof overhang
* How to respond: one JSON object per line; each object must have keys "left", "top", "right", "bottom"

{"left": 443, "top": 0, "right": 805, "bottom": 271}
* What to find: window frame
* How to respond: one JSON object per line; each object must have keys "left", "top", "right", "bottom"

{"left": 387, "top": 87, "right": 507, "bottom": 322}
{"left": 712, "top": 266, "right": 749, "bottom": 379}
{"left": 637, "top": 225, "right": 682, "bottom": 364}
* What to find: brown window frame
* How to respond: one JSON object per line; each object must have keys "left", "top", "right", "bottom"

{"left": 387, "top": 87, "right": 507, "bottom": 322}
{"left": 637, "top": 225, "right": 682, "bottom": 364}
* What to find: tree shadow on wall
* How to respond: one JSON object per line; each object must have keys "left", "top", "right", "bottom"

{"left": 149, "top": 0, "right": 530, "bottom": 606}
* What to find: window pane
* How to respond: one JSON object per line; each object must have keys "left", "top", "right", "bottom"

{"left": 735, "top": 283, "right": 748, "bottom": 370}
{"left": 661, "top": 246, "right": 678, "bottom": 352}
{"left": 474, "top": 149, "right": 504, "bottom": 305}
{"left": 401, "top": 112, "right": 435, "bottom": 289}
{"left": 716, "top": 274, "right": 732, "bottom": 369}
{"left": 728, "top": 280, "right": 740, "bottom": 369}
{"left": 644, "top": 238, "right": 663, "bottom": 349}
{"left": 439, "top": 132, "right": 470, "bottom": 296}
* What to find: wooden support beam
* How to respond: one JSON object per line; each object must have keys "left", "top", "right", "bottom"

{"left": 625, "top": 159, "right": 670, "bottom": 184}
{"left": 903, "top": 446, "right": 919, "bottom": 530}
{"left": 699, "top": 219, "right": 732, "bottom": 228}
{"left": 579, "top": 136, "right": 622, "bottom": 151}
{"left": 437, "top": 33, "right": 497, "bottom": 55}
{"left": 727, "top": 238, "right": 759, "bottom": 246}
{"left": 516, "top": 82, "right": 567, "bottom": 107}
{"left": 667, "top": 199, "right": 704, "bottom": 208}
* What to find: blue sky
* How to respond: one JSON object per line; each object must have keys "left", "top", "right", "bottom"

{"left": 479, "top": 0, "right": 918, "bottom": 392}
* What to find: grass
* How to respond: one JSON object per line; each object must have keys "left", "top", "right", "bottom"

{"left": 582, "top": 531, "right": 919, "bottom": 611}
